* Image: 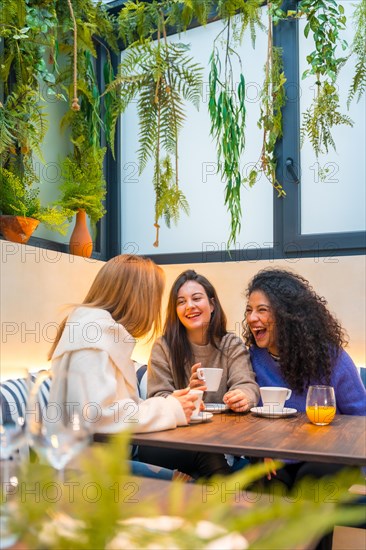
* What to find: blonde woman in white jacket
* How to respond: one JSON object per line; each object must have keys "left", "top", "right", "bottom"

{"left": 48, "top": 254, "right": 197, "bottom": 479}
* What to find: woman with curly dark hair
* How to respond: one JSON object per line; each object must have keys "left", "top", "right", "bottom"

{"left": 243, "top": 268, "right": 365, "bottom": 413}
{"left": 243, "top": 268, "right": 366, "bottom": 549}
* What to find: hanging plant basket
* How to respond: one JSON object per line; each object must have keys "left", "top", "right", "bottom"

{"left": 0, "top": 215, "right": 40, "bottom": 244}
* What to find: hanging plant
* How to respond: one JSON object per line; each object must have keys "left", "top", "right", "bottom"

{"left": 208, "top": 2, "right": 265, "bottom": 247}
{"left": 208, "top": 24, "right": 247, "bottom": 247}
{"left": 296, "top": 0, "right": 353, "bottom": 159}
{"left": 300, "top": 80, "right": 353, "bottom": 156}
{"left": 245, "top": 2, "right": 286, "bottom": 200}
{"left": 108, "top": 5, "right": 202, "bottom": 246}
{"left": 347, "top": 0, "right": 366, "bottom": 107}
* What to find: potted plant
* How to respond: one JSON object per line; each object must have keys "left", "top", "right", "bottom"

{"left": 0, "top": 167, "right": 69, "bottom": 244}
{"left": 57, "top": 145, "right": 107, "bottom": 257}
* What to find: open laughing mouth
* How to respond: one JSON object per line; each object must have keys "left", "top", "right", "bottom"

{"left": 252, "top": 327, "right": 267, "bottom": 340}
{"left": 186, "top": 312, "right": 200, "bottom": 319}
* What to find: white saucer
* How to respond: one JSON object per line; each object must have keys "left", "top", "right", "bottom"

{"left": 190, "top": 412, "right": 214, "bottom": 424}
{"left": 204, "top": 403, "right": 230, "bottom": 413}
{"left": 250, "top": 407, "right": 297, "bottom": 418}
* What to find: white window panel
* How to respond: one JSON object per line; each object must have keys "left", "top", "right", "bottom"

{"left": 120, "top": 14, "right": 274, "bottom": 255}
{"left": 299, "top": 0, "right": 366, "bottom": 235}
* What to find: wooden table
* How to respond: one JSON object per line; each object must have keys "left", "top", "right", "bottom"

{"left": 132, "top": 412, "right": 366, "bottom": 466}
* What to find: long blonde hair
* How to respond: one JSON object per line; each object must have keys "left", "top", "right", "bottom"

{"left": 48, "top": 254, "right": 165, "bottom": 359}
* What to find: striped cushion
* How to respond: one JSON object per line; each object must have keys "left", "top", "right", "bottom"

{"left": 135, "top": 364, "right": 148, "bottom": 400}
{"left": 1, "top": 377, "right": 31, "bottom": 426}
{"left": 0, "top": 374, "right": 51, "bottom": 459}
{"left": 1, "top": 366, "right": 147, "bottom": 459}
{"left": 1, "top": 366, "right": 147, "bottom": 427}
{"left": 0, "top": 373, "right": 51, "bottom": 425}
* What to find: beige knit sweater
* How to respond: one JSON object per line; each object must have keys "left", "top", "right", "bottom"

{"left": 148, "top": 333, "right": 260, "bottom": 407}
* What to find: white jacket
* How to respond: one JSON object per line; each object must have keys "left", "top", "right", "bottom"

{"left": 50, "top": 307, "right": 187, "bottom": 434}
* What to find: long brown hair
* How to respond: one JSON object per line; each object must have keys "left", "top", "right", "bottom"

{"left": 49, "top": 254, "right": 165, "bottom": 359}
{"left": 163, "top": 270, "right": 227, "bottom": 388}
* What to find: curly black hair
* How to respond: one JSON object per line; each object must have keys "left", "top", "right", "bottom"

{"left": 242, "top": 268, "right": 348, "bottom": 393}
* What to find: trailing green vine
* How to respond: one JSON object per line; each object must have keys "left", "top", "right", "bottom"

{"left": 297, "top": 0, "right": 353, "bottom": 158}
{"left": 208, "top": 2, "right": 265, "bottom": 247}
{"left": 245, "top": 3, "right": 286, "bottom": 199}
{"left": 347, "top": 0, "right": 366, "bottom": 107}
{"left": 208, "top": 25, "right": 247, "bottom": 246}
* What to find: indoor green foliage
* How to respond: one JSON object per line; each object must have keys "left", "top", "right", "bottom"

{"left": 58, "top": 146, "right": 107, "bottom": 226}
{"left": 0, "top": 86, "right": 48, "bottom": 163}
{"left": 60, "top": 51, "right": 104, "bottom": 151}
{"left": 130, "top": 41, "right": 202, "bottom": 171}
{"left": 299, "top": 0, "right": 348, "bottom": 81}
{"left": 207, "top": 2, "right": 266, "bottom": 247}
{"left": 11, "top": 434, "right": 365, "bottom": 550}
{"left": 106, "top": 28, "right": 202, "bottom": 245}
{"left": 117, "top": 0, "right": 213, "bottom": 45}
{"left": 347, "top": 0, "right": 366, "bottom": 107}
{"left": 55, "top": 0, "right": 118, "bottom": 57}
{"left": 216, "top": 0, "right": 265, "bottom": 47}
{"left": 245, "top": 44, "right": 286, "bottom": 196}
{"left": 0, "top": 168, "right": 69, "bottom": 233}
{"left": 300, "top": 81, "right": 353, "bottom": 156}
{"left": 153, "top": 156, "right": 190, "bottom": 246}
{"left": 208, "top": 28, "right": 247, "bottom": 247}
{"left": 297, "top": 0, "right": 352, "bottom": 159}
{"left": 0, "top": 0, "right": 57, "bottom": 93}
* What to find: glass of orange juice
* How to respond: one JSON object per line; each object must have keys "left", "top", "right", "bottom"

{"left": 306, "top": 385, "right": 336, "bottom": 425}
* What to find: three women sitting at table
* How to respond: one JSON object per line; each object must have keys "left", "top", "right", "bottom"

{"left": 243, "top": 268, "right": 366, "bottom": 488}
{"left": 49, "top": 253, "right": 365, "bottom": 483}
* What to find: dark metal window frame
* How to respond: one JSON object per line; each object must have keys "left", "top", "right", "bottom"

{"left": 105, "top": 0, "right": 365, "bottom": 264}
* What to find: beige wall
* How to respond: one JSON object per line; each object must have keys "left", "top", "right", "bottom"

{"left": 1, "top": 240, "right": 365, "bottom": 379}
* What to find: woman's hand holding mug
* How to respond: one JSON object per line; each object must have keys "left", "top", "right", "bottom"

{"left": 189, "top": 363, "right": 207, "bottom": 391}
{"left": 172, "top": 387, "right": 199, "bottom": 422}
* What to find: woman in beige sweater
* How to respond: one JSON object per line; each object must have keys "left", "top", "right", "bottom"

{"left": 139, "top": 269, "right": 259, "bottom": 478}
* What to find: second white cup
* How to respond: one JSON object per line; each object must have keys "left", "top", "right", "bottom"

{"left": 189, "top": 389, "right": 204, "bottom": 416}
{"left": 260, "top": 386, "right": 292, "bottom": 413}
{"left": 197, "top": 368, "right": 223, "bottom": 392}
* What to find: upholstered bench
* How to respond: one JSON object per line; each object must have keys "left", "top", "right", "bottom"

{"left": 0, "top": 364, "right": 148, "bottom": 457}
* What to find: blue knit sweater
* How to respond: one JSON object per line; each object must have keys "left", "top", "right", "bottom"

{"left": 250, "top": 347, "right": 366, "bottom": 415}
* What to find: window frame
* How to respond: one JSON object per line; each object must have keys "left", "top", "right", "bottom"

{"left": 105, "top": 0, "right": 365, "bottom": 264}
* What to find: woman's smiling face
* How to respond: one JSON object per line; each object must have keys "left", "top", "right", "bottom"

{"left": 176, "top": 280, "right": 214, "bottom": 343}
{"left": 245, "top": 290, "right": 278, "bottom": 355}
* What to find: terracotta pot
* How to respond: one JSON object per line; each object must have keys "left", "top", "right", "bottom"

{"left": 0, "top": 215, "right": 40, "bottom": 244}
{"left": 69, "top": 209, "right": 93, "bottom": 258}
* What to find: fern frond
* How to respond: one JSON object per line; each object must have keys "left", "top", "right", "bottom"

{"left": 347, "top": 0, "right": 366, "bottom": 106}
{"left": 154, "top": 156, "right": 190, "bottom": 228}
{"left": 137, "top": 83, "right": 159, "bottom": 172}
{"left": 301, "top": 82, "right": 353, "bottom": 156}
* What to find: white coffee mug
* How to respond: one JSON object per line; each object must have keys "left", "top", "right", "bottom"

{"left": 197, "top": 368, "right": 223, "bottom": 392}
{"left": 260, "top": 386, "right": 292, "bottom": 413}
{"left": 188, "top": 389, "right": 204, "bottom": 416}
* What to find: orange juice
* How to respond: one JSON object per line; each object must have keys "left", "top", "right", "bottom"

{"left": 306, "top": 405, "right": 336, "bottom": 425}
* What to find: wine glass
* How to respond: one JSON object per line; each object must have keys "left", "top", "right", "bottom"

{"left": 27, "top": 370, "right": 92, "bottom": 481}
{"left": 306, "top": 385, "right": 336, "bottom": 426}
{"left": 0, "top": 370, "right": 30, "bottom": 548}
